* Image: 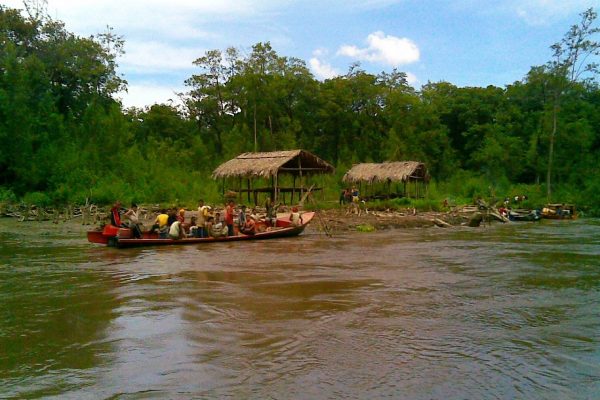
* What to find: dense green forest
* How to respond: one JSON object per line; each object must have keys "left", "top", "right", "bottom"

{"left": 1, "top": 5, "right": 600, "bottom": 212}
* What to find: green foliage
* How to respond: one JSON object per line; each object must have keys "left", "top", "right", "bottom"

{"left": 356, "top": 223, "right": 376, "bottom": 233}
{"left": 0, "top": 187, "right": 17, "bottom": 203}
{"left": 23, "top": 191, "right": 52, "bottom": 207}
{"left": 411, "top": 198, "right": 442, "bottom": 212}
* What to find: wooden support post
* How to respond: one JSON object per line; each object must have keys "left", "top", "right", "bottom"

{"left": 247, "top": 179, "right": 251, "bottom": 203}
{"left": 274, "top": 173, "right": 279, "bottom": 203}
{"left": 298, "top": 157, "right": 303, "bottom": 202}
{"left": 292, "top": 175, "right": 296, "bottom": 204}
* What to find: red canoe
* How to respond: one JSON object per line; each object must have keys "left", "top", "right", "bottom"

{"left": 87, "top": 212, "right": 315, "bottom": 248}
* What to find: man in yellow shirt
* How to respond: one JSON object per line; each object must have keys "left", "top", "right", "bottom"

{"left": 197, "top": 199, "right": 210, "bottom": 238}
{"left": 151, "top": 209, "right": 169, "bottom": 238}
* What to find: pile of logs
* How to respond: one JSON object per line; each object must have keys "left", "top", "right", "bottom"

{"left": 0, "top": 203, "right": 105, "bottom": 224}
{"left": 447, "top": 203, "right": 509, "bottom": 227}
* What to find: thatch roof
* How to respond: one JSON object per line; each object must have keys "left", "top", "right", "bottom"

{"left": 212, "top": 150, "right": 334, "bottom": 179}
{"left": 342, "top": 161, "right": 429, "bottom": 183}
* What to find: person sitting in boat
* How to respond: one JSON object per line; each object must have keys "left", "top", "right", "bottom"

{"left": 211, "top": 212, "right": 228, "bottom": 238}
{"left": 240, "top": 213, "right": 256, "bottom": 235}
{"left": 205, "top": 216, "right": 214, "bottom": 237}
{"left": 110, "top": 200, "right": 124, "bottom": 227}
{"left": 290, "top": 206, "right": 302, "bottom": 226}
{"left": 187, "top": 216, "right": 199, "bottom": 237}
{"left": 168, "top": 220, "right": 185, "bottom": 240}
{"left": 238, "top": 205, "right": 247, "bottom": 232}
{"left": 177, "top": 207, "right": 186, "bottom": 223}
{"left": 150, "top": 209, "right": 170, "bottom": 238}
{"left": 167, "top": 208, "right": 178, "bottom": 226}
{"left": 124, "top": 203, "right": 143, "bottom": 239}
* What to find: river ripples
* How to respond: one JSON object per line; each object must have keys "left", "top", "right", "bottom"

{"left": 1, "top": 219, "right": 599, "bottom": 399}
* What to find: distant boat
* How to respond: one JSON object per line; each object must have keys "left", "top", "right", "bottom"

{"left": 541, "top": 204, "right": 577, "bottom": 220}
{"left": 508, "top": 209, "right": 541, "bottom": 222}
{"left": 87, "top": 212, "right": 315, "bottom": 248}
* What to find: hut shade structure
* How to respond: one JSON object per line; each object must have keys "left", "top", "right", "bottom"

{"left": 212, "top": 150, "right": 334, "bottom": 204}
{"left": 342, "top": 161, "right": 429, "bottom": 199}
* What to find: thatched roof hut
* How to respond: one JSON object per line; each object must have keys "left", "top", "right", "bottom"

{"left": 213, "top": 150, "right": 334, "bottom": 204}
{"left": 212, "top": 150, "right": 334, "bottom": 179}
{"left": 342, "top": 161, "right": 428, "bottom": 183}
{"left": 342, "top": 161, "right": 429, "bottom": 199}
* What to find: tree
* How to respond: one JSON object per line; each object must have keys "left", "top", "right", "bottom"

{"left": 543, "top": 8, "right": 599, "bottom": 200}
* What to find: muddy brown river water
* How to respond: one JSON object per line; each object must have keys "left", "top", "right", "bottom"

{"left": 1, "top": 219, "right": 599, "bottom": 399}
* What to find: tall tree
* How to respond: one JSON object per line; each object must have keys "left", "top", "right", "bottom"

{"left": 543, "top": 8, "right": 599, "bottom": 200}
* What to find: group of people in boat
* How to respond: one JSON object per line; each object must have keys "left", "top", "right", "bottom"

{"left": 110, "top": 198, "right": 303, "bottom": 240}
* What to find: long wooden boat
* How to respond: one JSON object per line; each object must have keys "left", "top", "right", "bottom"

{"left": 541, "top": 204, "right": 577, "bottom": 220}
{"left": 87, "top": 212, "right": 315, "bottom": 248}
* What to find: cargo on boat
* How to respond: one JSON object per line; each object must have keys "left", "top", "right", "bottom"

{"left": 541, "top": 204, "right": 577, "bottom": 220}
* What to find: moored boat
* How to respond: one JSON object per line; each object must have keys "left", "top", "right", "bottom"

{"left": 88, "top": 212, "right": 315, "bottom": 248}
{"left": 508, "top": 209, "right": 541, "bottom": 222}
{"left": 541, "top": 204, "right": 577, "bottom": 220}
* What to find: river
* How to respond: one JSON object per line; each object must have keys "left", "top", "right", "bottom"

{"left": 1, "top": 218, "right": 599, "bottom": 399}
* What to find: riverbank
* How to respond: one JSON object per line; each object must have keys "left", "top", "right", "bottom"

{"left": 1, "top": 204, "right": 485, "bottom": 236}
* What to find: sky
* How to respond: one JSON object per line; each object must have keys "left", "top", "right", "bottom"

{"left": 3, "top": 0, "right": 597, "bottom": 108}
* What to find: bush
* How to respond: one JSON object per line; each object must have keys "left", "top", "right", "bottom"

{"left": 0, "top": 187, "right": 17, "bottom": 203}
{"left": 23, "top": 191, "right": 52, "bottom": 207}
{"left": 412, "top": 198, "right": 441, "bottom": 212}
{"left": 356, "top": 223, "right": 376, "bottom": 232}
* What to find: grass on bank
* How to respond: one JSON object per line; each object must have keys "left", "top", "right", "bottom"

{"left": 0, "top": 170, "right": 596, "bottom": 216}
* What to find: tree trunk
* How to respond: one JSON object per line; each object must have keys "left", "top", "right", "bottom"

{"left": 547, "top": 98, "right": 558, "bottom": 201}
{"left": 253, "top": 104, "right": 258, "bottom": 152}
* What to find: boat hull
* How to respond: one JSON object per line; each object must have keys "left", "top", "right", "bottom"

{"left": 115, "top": 224, "right": 307, "bottom": 248}
{"left": 508, "top": 210, "right": 541, "bottom": 222}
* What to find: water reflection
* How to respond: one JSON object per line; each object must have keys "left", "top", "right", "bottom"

{"left": 1, "top": 219, "right": 599, "bottom": 398}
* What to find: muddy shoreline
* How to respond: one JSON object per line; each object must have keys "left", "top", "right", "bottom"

{"left": 1, "top": 204, "right": 486, "bottom": 234}
{"left": 312, "top": 208, "right": 472, "bottom": 232}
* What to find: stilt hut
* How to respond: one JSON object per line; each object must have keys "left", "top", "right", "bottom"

{"left": 212, "top": 150, "right": 334, "bottom": 205}
{"left": 342, "top": 161, "right": 429, "bottom": 199}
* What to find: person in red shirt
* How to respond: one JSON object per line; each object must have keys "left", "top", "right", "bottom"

{"left": 225, "top": 200, "right": 235, "bottom": 236}
{"left": 110, "top": 200, "right": 123, "bottom": 227}
{"left": 177, "top": 207, "right": 185, "bottom": 223}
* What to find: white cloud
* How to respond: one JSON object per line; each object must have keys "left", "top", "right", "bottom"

{"left": 405, "top": 72, "right": 418, "bottom": 85}
{"left": 3, "top": 0, "right": 267, "bottom": 39}
{"left": 117, "top": 83, "right": 185, "bottom": 109}
{"left": 337, "top": 31, "right": 420, "bottom": 66}
{"left": 451, "top": 0, "right": 596, "bottom": 26}
{"left": 121, "top": 41, "right": 204, "bottom": 73}
{"left": 511, "top": 0, "right": 594, "bottom": 25}
{"left": 309, "top": 57, "right": 340, "bottom": 80}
